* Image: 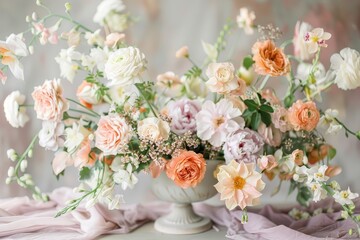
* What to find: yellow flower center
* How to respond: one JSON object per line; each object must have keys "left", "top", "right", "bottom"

{"left": 0, "top": 47, "right": 14, "bottom": 65}
{"left": 233, "top": 176, "right": 246, "bottom": 190}
{"left": 341, "top": 191, "right": 349, "bottom": 199}
{"left": 311, "top": 36, "right": 319, "bottom": 43}
{"left": 213, "top": 116, "right": 225, "bottom": 128}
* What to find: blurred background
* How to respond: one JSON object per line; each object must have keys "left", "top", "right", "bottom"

{"left": 0, "top": 0, "right": 360, "bottom": 205}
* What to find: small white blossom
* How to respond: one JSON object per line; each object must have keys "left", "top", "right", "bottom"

{"left": 333, "top": 188, "right": 359, "bottom": 205}
{"left": 55, "top": 47, "right": 82, "bottom": 82}
{"left": 319, "top": 109, "right": 343, "bottom": 135}
{"left": 308, "top": 182, "right": 327, "bottom": 202}
{"left": 64, "top": 123, "right": 84, "bottom": 153}
{"left": 304, "top": 28, "right": 331, "bottom": 54}
{"left": 236, "top": 8, "right": 256, "bottom": 35}
{"left": 7, "top": 149, "right": 17, "bottom": 161}
{"left": 113, "top": 164, "right": 138, "bottom": 190}
{"left": 7, "top": 167, "right": 15, "bottom": 177}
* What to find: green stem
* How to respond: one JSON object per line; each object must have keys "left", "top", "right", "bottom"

{"left": 68, "top": 108, "right": 99, "bottom": 118}
{"left": 42, "top": 14, "right": 93, "bottom": 33}
{"left": 258, "top": 75, "right": 270, "bottom": 90}
{"left": 135, "top": 84, "right": 158, "bottom": 117}
{"left": 186, "top": 57, "right": 207, "bottom": 82}
{"left": 67, "top": 98, "right": 100, "bottom": 117}
{"left": 280, "top": 39, "right": 293, "bottom": 49}
{"left": 334, "top": 117, "right": 357, "bottom": 137}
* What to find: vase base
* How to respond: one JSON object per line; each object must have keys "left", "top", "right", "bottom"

{"left": 154, "top": 216, "right": 212, "bottom": 234}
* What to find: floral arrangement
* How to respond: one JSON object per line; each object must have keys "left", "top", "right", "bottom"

{"left": 3, "top": 0, "right": 360, "bottom": 235}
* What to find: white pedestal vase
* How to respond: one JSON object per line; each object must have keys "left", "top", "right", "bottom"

{"left": 151, "top": 160, "right": 222, "bottom": 234}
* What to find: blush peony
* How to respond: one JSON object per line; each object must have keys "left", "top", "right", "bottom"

{"left": 166, "top": 151, "right": 206, "bottom": 188}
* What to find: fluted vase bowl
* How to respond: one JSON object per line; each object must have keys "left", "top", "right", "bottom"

{"left": 151, "top": 160, "right": 222, "bottom": 234}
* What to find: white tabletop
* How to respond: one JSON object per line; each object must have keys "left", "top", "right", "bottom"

{"left": 97, "top": 222, "right": 228, "bottom": 240}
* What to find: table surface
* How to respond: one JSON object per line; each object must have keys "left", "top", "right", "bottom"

{"left": 97, "top": 222, "right": 228, "bottom": 240}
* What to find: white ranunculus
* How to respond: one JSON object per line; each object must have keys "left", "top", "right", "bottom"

{"left": 93, "top": 0, "right": 125, "bottom": 25}
{"left": 104, "top": 46, "right": 147, "bottom": 86}
{"left": 3, "top": 91, "right": 29, "bottom": 128}
{"left": 39, "top": 121, "right": 65, "bottom": 151}
{"left": 137, "top": 117, "right": 170, "bottom": 142}
{"left": 330, "top": 48, "right": 360, "bottom": 90}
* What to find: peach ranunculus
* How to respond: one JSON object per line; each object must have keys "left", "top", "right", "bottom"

{"left": 166, "top": 151, "right": 206, "bottom": 188}
{"left": 292, "top": 149, "right": 304, "bottom": 166}
{"left": 215, "top": 160, "right": 265, "bottom": 210}
{"left": 252, "top": 40, "right": 290, "bottom": 76}
{"left": 137, "top": 117, "right": 170, "bottom": 142}
{"left": 258, "top": 155, "right": 277, "bottom": 171}
{"left": 95, "top": 114, "right": 132, "bottom": 155}
{"left": 288, "top": 100, "right": 320, "bottom": 132}
{"left": 32, "top": 79, "right": 69, "bottom": 122}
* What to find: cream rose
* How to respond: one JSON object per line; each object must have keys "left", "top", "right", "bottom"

{"left": 95, "top": 114, "right": 132, "bottom": 155}
{"left": 330, "top": 48, "right": 360, "bottom": 90}
{"left": 137, "top": 117, "right": 170, "bottom": 142}
{"left": 3, "top": 91, "right": 29, "bottom": 128}
{"left": 104, "top": 46, "right": 147, "bottom": 86}
{"left": 32, "top": 79, "right": 69, "bottom": 121}
{"left": 206, "top": 62, "right": 239, "bottom": 94}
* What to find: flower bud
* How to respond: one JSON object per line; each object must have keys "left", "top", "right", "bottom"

{"left": 28, "top": 46, "right": 34, "bottom": 55}
{"left": 20, "top": 160, "right": 28, "bottom": 172}
{"left": 5, "top": 177, "right": 12, "bottom": 184}
{"left": 32, "top": 12, "right": 38, "bottom": 21}
{"left": 65, "top": 2, "right": 72, "bottom": 12}
{"left": 7, "top": 167, "right": 15, "bottom": 177}
{"left": 25, "top": 16, "right": 31, "bottom": 23}
{"left": 7, "top": 149, "right": 17, "bottom": 161}
{"left": 36, "top": 0, "right": 42, "bottom": 6}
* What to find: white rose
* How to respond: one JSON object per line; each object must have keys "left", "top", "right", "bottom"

{"left": 39, "top": 121, "right": 65, "bottom": 151}
{"left": 105, "top": 46, "right": 147, "bottom": 86}
{"left": 93, "top": 0, "right": 125, "bottom": 25}
{"left": 3, "top": 91, "right": 29, "bottom": 128}
{"left": 330, "top": 48, "right": 360, "bottom": 90}
{"left": 205, "top": 62, "right": 239, "bottom": 94}
{"left": 137, "top": 117, "right": 170, "bottom": 142}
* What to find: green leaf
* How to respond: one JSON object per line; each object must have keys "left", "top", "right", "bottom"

{"left": 243, "top": 56, "right": 254, "bottom": 70}
{"left": 79, "top": 167, "right": 92, "bottom": 181}
{"left": 327, "top": 147, "right": 336, "bottom": 160}
{"left": 288, "top": 181, "right": 297, "bottom": 196}
{"left": 260, "top": 111, "right": 272, "bottom": 127}
{"left": 251, "top": 112, "right": 261, "bottom": 130}
{"left": 244, "top": 99, "right": 258, "bottom": 111}
{"left": 241, "top": 109, "right": 253, "bottom": 119}
{"left": 259, "top": 104, "right": 274, "bottom": 113}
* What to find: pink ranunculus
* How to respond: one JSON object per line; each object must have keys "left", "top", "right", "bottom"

{"left": 95, "top": 114, "right": 132, "bottom": 155}
{"left": 223, "top": 128, "right": 263, "bottom": 164}
{"left": 167, "top": 99, "right": 201, "bottom": 135}
{"left": 32, "top": 79, "right": 69, "bottom": 122}
{"left": 272, "top": 106, "right": 293, "bottom": 132}
{"left": 257, "top": 123, "right": 282, "bottom": 147}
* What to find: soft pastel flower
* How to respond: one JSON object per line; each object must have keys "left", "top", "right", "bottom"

{"left": 95, "top": 114, "right": 132, "bottom": 155}
{"left": 261, "top": 89, "right": 281, "bottom": 106}
{"left": 238, "top": 66, "right": 254, "bottom": 86}
{"left": 304, "top": 28, "right": 331, "bottom": 54}
{"left": 333, "top": 188, "right": 359, "bottom": 205}
{"left": 0, "top": 34, "right": 28, "bottom": 81}
{"left": 55, "top": 47, "right": 82, "bottom": 82}
{"left": 272, "top": 107, "right": 293, "bottom": 132}
{"left": 293, "top": 165, "right": 309, "bottom": 183}
{"left": 32, "top": 79, "right": 69, "bottom": 122}
{"left": 202, "top": 41, "right": 218, "bottom": 62}
{"left": 293, "top": 21, "right": 313, "bottom": 60}
{"left": 258, "top": 155, "right": 277, "bottom": 171}
{"left": 288, "top": 208, "right": 310, "bottom": 220}
{"left": 156, "top": 71, "right": 183, "bottom": 98}
{"left": 61, "top": 29, "right": 81, "bottom": 47}
{"left": 205, "top": 62, "right": 239, "bottom": 94}
{"left": 319, "top": 109, "right": 343, "bottom": 135}
{"left": 137, "top": 117, "right": 170, "bottom": 142}
{"left": 32, "top": 21, "right": 60, "bottom": 45}
{"left": 167, "top": 99, "right": 201, "bottom": 135}
{"left": 166, "top": 150, "right": 206, "bottom": 188}
{"left": 39, "top": 121, "right": 64, "bottom": 151}
{"left": 52, "top": 151, "right": 74, "bottom": 175}
{"left": 3, "top": 91, "right": 29, "bottom": 128}
{"left": 105, "top": 13, "right": 129, "bottom": 33}
{"left": 93, "top": 0, "right": 125, "bottom": 25}
{"left": 107, "top": 84, "right": 138, "bottom": 105}
{"left": 330, "top": 48, "right": 360, "bottom": 90}
{"left": 223, "top": 128, "right": 263, "bottom": 163}
{"left": 105, "top": 33, "right": 125, "bottom": 48}
{"left": 230, "top": 78, "right": 247, "bottom": 96}
{"left": 181, "top": 75, "right": 208, "bottom": 99}
{"left": 291, "top": 149, "right": 305, "bottom": 166}
{"left": 288, "top": 100, "right": 320, "bottom": 131}
{"left": 85, "top": 29, "right": 105, "bottom": 47}
{"left": 113, "top": 164, "right": 138, "bottom": 190}
{"left": 64, "top": 123, "right": 86, "bottom": 153}
{"left": 82, "top": 47, "right": 108, "bottom": 72}
{"left": 257, "top": 123, "right": 282, "bottom": 147}
{"left": 76, "top": 81, "right": 101, "bottom": 108}
{"left": 0, "top": 69, "right": 7, "bottom": 84}
{"left": 196, "top": 99, "right": 244, "bottom": 147}
{"left": 214, "top": 160, "right": 265, "bottom": 210}
{"left": 308, "top": 182, "right": 327, "bottom": 202}
{"left": 308, "top": 144, "right": 332, "bottom": 165}
{"left": 149, "top": 158, "right": 167, "bottom": 178}
{"left": 252, "top": 40, "right": 290, "bottom": 76}
{"left": 74, "top": 138, "right": 96, "bottom": 168}
{"left": 175, "top": 46, "right": 189, "bottom": 58}
{"left": 325, "top": 165, "right": 342, "bottom": 178}
{"left": 236, "top": 8, "right": 256, "bottom": 35}
{"left": 307, "top": 165, "right": 329, "bottom": 183}
{"left": 104, "top": 46, "right": 147, "bottom": 86}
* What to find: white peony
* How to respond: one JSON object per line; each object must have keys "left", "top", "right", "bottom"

{"left": 104, "top": 46, "right": 147, "bottom": 86}
{"left": 196, "top": 99, "right": 244, "bottom": 147}
{"left": 39, "top": 121, "right": 64, "bottom": 151}
{"left": 137, "top": 117, "right": 170, "bottom": 142}
{"left": 3, "top": 91, "right": 29, "bottom": 128}
{"left": 93, "top": 0, "right": 125, "bottom": 25}
{"left": 330, "top": 48, "right": 360, "bottom": 90}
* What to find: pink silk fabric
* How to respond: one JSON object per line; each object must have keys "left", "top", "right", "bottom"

{"left": 0, "top": 187, "right": 359, "bottom": 240}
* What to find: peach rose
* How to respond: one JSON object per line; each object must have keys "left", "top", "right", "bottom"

{"left": 252, "top": 40, "right": 290, "bottom": 76}
{"left": 32, "top": 79, "right": 69, "bottom": 121}
{"left": 288, "top": 100, "right": 320, "bottom": 131}
{"left": 137, "top": 117, "right": 170, "bottom": 142}
{"left": 292, "top": 149, "right": 304, "bottom": 166}
{"left": 166, "top": 151, "right": 206, "bottom": 188}
{"left": 95, "top": 115, "right": 132, "bottom": 155}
